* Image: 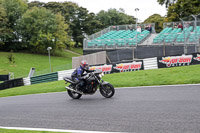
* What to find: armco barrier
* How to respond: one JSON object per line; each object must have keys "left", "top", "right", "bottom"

{"left": 58, "top": 69, "right": 74, "bottom": 81}
{"left": 0, "top": 75, "right": 9, "bottom": 81}
{"left": 23, "top": 77, "right": 31, "bottom": 86}
{"left": 0, "top": 83, "right": 5, "bottom": 90}
{"left": 0, "top": 78, "right": 24, "bottom": 90}
{"left": 30, "top": 72, "right": 58, "bottom": 84}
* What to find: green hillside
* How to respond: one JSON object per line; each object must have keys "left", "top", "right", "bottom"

{"left": 0, "top": 50, "right": 78, "bottom": 78}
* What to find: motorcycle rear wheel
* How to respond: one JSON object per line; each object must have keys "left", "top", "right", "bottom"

{"left": 100, "top": 83, "right": 115, "bottom": 98}
{"left": 68, "top": 90, "right": 82, "bottom": 99}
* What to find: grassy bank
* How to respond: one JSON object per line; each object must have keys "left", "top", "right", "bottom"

{"left": 0, "top": 65, "right": 200, "bottom": 98}
{"left": 0, "top": 51, "right": 78, "bottom": 78}
{"left": 103, "top": 64, "right": 200, "bottom": 87}
{"left": 0, "top": 128, "right": 68, "bottom": 133}
{"left": 68, "top": 47, "right": 83, "bottom": 55}
{"left": 0, "top": 80, "right": 65, "bottom": 98}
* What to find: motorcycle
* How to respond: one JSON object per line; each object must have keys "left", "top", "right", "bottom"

{"left": 64, "top": 70, "right": 115, "bottom": 99}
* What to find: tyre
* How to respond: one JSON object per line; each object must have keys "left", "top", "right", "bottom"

{"left": 100, "top": 83, "right": 115, "bottom": 98}
{"left": 67, "top": 90, "right": 82, "bottom": 99}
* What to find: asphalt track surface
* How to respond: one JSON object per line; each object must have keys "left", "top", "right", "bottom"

{"left": 0, "top": 84, "right": 200, "bottom": 133}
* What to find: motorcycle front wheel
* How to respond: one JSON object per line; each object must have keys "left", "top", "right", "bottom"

{"left": 68, "top": 90, "right": 82, "bottom": 99}
{"left": 100, "top": 83, "right": 115, "bottom": 98}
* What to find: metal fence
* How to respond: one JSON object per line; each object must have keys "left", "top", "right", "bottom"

{"left": 160, "top": 15, "right": 200, "bottom": 54}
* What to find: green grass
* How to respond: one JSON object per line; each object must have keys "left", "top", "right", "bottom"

{"left": 0, "top": 51, "right": 78, "bottom": 78}
{"left": 103, "top": 64, "right": 200, "bottom": 87}
{"left": 0, "top": 128, "right": 69, "bottom": 133}
{"left": 0, "top": 80, "right": 65, "bottom": 98}
{"left": 1, "top": 65, "right": 200, "bottom": 98}
{"left": 68, "top": 47, "right": 83, "bottom": 55}
{"left": 54, "top": 49, "right": 79, "bottom": 57}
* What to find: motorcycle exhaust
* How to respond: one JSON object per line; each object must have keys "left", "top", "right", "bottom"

{"left": 65, "top": 86, "right": 84, "bottom": 95}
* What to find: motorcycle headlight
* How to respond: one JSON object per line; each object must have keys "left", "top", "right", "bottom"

{"left": 99, "top": 72, "right": 104, "bottom": 78}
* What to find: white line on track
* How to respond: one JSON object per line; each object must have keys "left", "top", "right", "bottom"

{"left": 0, "top": 126, "right": 124, "bottom": 133}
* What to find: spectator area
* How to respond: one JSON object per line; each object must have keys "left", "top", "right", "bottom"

{"left": 153, "top": 26, "right": 200, "bottom": 44}
{"left": 87, "top": 30, "right": 150, "bottom": 47}
{"left": 84, "top": 22, "right": 200, "bottom": 50}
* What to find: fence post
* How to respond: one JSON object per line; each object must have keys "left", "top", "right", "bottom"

{"left": 180, "top": 18, "right": 187, "bottom": 54}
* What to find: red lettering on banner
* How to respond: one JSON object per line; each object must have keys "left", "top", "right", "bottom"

{"left": 159, "top": 55, "right": 192, "bottom": 67}
{"left": 114, "top": 62, "right": 142, "bottom": 72}
{"left": 123, "top": 64, "right": 130, "bottom": 70}
{"left": 89, "top": 65, "right": 113, "bottom": 73}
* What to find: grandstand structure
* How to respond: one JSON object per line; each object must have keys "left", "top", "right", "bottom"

{"left": 83, "top": 22, "right": 200, "bottom": 63}
{"left": 83, "top": 23, "right": 156, "bottom": 50}
{"left": 153, "top": 21, "right": 199, "bottom": 44}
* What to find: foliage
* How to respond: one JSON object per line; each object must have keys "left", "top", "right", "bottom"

{"left": 1, "top": 0, "right": 139, "bottom": 51}
{"left": 54, "top": 13, "right": 71, "bottom": 49}
{"left": 157, "top": 0, "right": 200, "bottom": 22}
{"left": 28, "top": 0, "right": 45, "bottom": 8}
{"left": 96, "top": 8, "right": 136, "bottom": 29}
{"left": 143, "top": 14, "right": 165, "bottom": 33}
{"left": 157, "top": 0, "right": 177, "bottom": 8}
{"left": 7, "top": 50, "right": 15, "bottom": 64}
{"left": 0, "top": 0, "right": 8, "bottom": 45}
{"left": 39, "top": 2, "right": 136, "bottom": 45}
{"left": 42, "top": 2, "right": 102, "bottom": 46}
{"left": 1, "top": 0, "right": 28, "bottom": 47}
{"left": 17, "top": 7, "right": 70, "bottom": 53}
{"left": 166, "top": 0, "right": 200, "bottom": 22}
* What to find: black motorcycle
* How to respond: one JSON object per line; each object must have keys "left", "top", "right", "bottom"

{"left": 64, "top": 70, "right": 115, "bottom": 99}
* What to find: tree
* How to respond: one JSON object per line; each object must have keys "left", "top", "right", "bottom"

{"left": 144, "top": 14, "right": 164, "bottom": 33}
{"left": 157, "top": 0, "right": 177, "bottom": 8}
{"left": 1, "top": 0, "right": 28, "bottom": 45}
{"left": 82, "top": 13, "right": 103, "bottom": 35}
{"left": 28, "top": 1, "right": 45, "bottom": 8}
{"left": 28, "top": 2, "right": 136, "bottom": 46}
{"left": 0, "top": 0, "right": 9, "bottom": 45}
{"left": 17, "top": 7, "right": 70, "bottom": 53}
{"left": 54, "top": 13, "right": 71, "bottom": 50}
{"left": 96, "top": 8, "right": 136, "bottom": 29}
{"left": 166, "top": 0, "right": 200, "bottom": 22}
{"left": 43, "top": 2, "right": 100, "bottom": 46}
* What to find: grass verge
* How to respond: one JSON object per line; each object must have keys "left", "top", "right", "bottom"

{"left": 68, "top": 47, "right": 83, "bottom": 55}
{"left": 0, "top": 80, "right": 65, "bottom": 98}
{"left": 103, "top": 64, "right": 200, "bottom": 87}
{"left": 0, "top": 128, "right": 68, "bottom": 133}
{"left": 0, "top": 51, "right": 77, "bottom": 78}
{"left": 0, "top": 65, "right": 200, "bottom": 98}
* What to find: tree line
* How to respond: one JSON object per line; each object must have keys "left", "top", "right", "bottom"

{"left": 0, "top": 0, "right": 135, "bottom": 53}
{"left": 144, "top": 0, "right": 200, "bottom": 33}
{"left": 1, "top": 0, "right": 199, "bottom": 53}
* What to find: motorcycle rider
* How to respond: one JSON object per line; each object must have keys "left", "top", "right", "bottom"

{"left": 71, "top": 60, "right": 94, "bottom": 92}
